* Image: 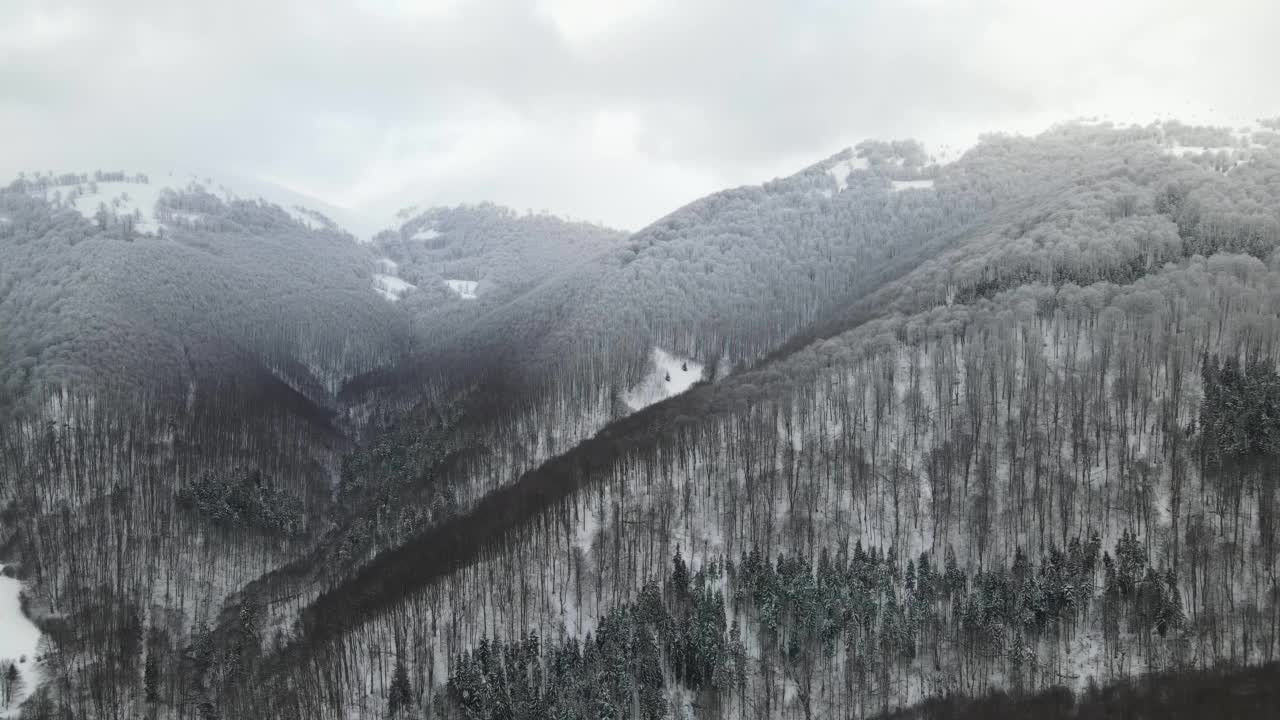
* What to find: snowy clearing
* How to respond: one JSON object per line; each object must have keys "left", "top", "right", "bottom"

{"left": 890, "top": 179, "right": 935, "bottom": 192}
{"left": 0, "top": 566, "right": 42, "bottom": 717}
{"left": 412, "top": 227, "right": 442, "bottom": 241}
{"left": 373, "top": 274, "right": 416, "bottom": 302}
{"left": 41, "top": 180, "right": 165, "bottom": 234}
{"left": 826, "top": 155, "right": 869, "bottom": 192}
{"left": 444, "top": 279, "right": 478, "bottom": 300}
{"left": 621, "top": 348, "right": 703, "bottom": 411}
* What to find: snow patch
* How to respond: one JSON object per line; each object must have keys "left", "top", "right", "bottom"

{"left": 0, "top": 566, "right": 43, "bottom": 716}
{"left": 376, "top": 257, "right": 399, "bottom": 273}
{"left": 1159, "top": 144, "right": 1254, "bottom": 173}
{"left": 890, "top": 179, "right": 935, "bottom": 192}
{"left": 444, "top": 279, "right": 478, "bottom": 300}
{"left": 26, "top": 168, "right": 389, "bottom": 240}
{"left": 412, "top": 227, "right": 442, "bottom": 241}
{"left": 826, "top": 156, "right": 869, "bottom": 192}
{"left": 46, "top": 180, "right": 165, "bottom": 234}
{"left": 373, "top": 274, "right": 415, "bottom": 302}
{"left": 167, "top": 211, "right": 206, "bottom": 225}
{"left": 1162, "top": 144, "right": 1236, "bottom": 157}
{"left": 621, "top": 348, "right": 703, "bottom": 412}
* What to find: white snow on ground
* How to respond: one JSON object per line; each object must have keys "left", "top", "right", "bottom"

{"left": 44, "top": 180, "right": 165, "bottom": 234}
{"left": 1161, "top": 145, "right": 1237, "bottom": 157}
{"left": 890, "top": 179, "right": 935, "bottom": 192}
{"left": 412, "top": 227, "right": 441, "bottom": 241}
{"left": 167, "top": 211, "right": 205, "bottom": 224}
{"left": 26, "top": 168, "right": 387, "bottom": 240}
{"left": 186, "top": 169, "right": 385, "bottom": 240}
{"left": 0, "top": 566, "right": 42, "bottom": 717}
{"left": 444, "top": 279, "right": 478, "bottom": 299}
{"left": 621, "top": 347, "right": 703, "bottom": 411}
{"left": 826, "top": 155, "right": 869, "bottom": 192}
{"left": 1062, "top": 629, "right": 1106, "bottom": 691}
{"left": 372, "top": 274, "right": 415, "bottom": 302}
{"left": 376, "top": 257, "right": 399, "bottom": 273}
{"left": 183, "top": 172, "right": 346, "bottom": 231}
{"left": 1158, "top": 143, "right": 1257, "bottom": 173}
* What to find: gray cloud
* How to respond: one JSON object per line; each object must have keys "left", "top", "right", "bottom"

{"left": 2, "top": 0, "right": 1276, "bottom": 230}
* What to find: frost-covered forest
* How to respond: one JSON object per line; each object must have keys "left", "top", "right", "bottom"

{"left": 3, "top": 119, "right": 1280, "bottom": 719}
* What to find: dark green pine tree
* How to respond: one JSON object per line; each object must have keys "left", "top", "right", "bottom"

{"left": 389, "top": 655, "right": 413, "bottom": 717}
{"left": 672, "top": 547, "right": 690, "bottom": 598}
{"left": 3, "top": 663, "right": 18, "bottom": 708}
{"left": 120, "top": 605, "right": 144, "bottom": 678}
{"left": 944, "top": 545, "right": 965, "bottom": 597}
{"left": 144, "top": 649, "right": 160, "bottom": 704}
{"left": 634, "top": 628, "right": 666, "bottom": 719}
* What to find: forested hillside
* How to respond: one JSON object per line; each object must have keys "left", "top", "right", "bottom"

{"left": 0, "top": 173, "right": 631, "bottom": 717}
{"left": 374, "top": 204, "right": 624, "bottom": 305}
{"left": 0, "top": 172, "right": 414, "bottom": 409}
{"left": 3, "top": 119, "right": 1280, "bottom": 719}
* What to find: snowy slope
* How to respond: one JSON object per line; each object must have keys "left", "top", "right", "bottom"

{"left": 24, "top": 169, "right": 386, "bottom": 240}
{"left": 373, "top": 274, "right": 416, "bottom": 302}
{"left": 444, "top": 279, "right": 479, "bottom": 299}
{"left": 621, "top": 347, "right": 703, "bottom": 411}
{"left": 61, "top": 180, "right": 165, "bottom": 234}
{"left": 826, "top": 155, "right": 869, "bottom": 192}
{"left": 372, "top": 257, "right": 418, "bottom": 301}
{"left": 178, "top": 169, "right": 385, "bottom": 239}
{"left": 890, "top": 179, "right": 935, "bottom": 192}
{"left": 0, "top": 567, "right": 42, "bottom": 717}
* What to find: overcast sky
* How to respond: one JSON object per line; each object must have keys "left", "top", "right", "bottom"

{"left": 2, "top": 0, "right": 1277, "bottom": 231}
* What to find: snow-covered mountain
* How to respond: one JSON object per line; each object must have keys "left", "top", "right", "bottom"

{"left": 271, "top": 120, "right": 1280, "bottom": 720}
{"left": 5, "top": 119, "right": 1280, "bottom": 720}
{"left": 13, "top": 168, "right": 386, "bottom": 240}
{"left": 0, "top": 169, "right": 415, "bottom": 411}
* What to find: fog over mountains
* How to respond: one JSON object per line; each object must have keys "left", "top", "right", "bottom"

{"left": 2, "top": 117, "right": 1280, "bottom": 719}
